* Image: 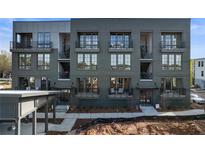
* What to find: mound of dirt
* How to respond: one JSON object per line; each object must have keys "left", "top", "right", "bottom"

{"left": 78, "top": 119, "right": 205, "bottom": 135}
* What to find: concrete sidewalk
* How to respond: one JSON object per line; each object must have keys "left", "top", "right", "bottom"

{"left": 1, "top": 105, "right": 205, "bottom": 135}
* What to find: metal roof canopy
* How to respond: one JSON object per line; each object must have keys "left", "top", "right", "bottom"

{"left": 0, "top": 90, "right": 60, "bottom": 135}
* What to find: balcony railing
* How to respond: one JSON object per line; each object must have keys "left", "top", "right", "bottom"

{"left": 140, "top": 45, "right": 153, "bottom": 59}
{"left": 75, "top": 88, "right": 100, "bottom": 98}
{"left": 75, "top": 41, "right": 99, "bottom": 49}
{"left": 140, "top": 72, "right": 153, "bottom": 80}
{"left": 10, "top": 41, "right": 53, "bottom": 49}
{"left": 109, "top": 40, "right": 133, "bottom": 49}
{"left": 160, "top": 41, "right": 185, "bottom": 49}
{"left": 59, "top": 72, "right": 70, "bottom": 79}
{"left": 59, "top": 51, "right": 70, "bottom": 59}
{"left": 160, "top": 88, "right": 186, "bottom": 97}
{"left": 108, "top": 88, "right": 133, "bottom": 95}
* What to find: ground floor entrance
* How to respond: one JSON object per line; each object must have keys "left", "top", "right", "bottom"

{"left": 139, "top": 89, "right": 154, "bottom": 106}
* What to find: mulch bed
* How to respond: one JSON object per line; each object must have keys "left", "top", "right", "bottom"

{"left": 67, "top": 106, "right": 140, "bottom": 113}
{"left": 21, "top": 118, "right": 64, "bottom": 124}
{"left": 46, "top": 131, "right": 68, "bottom": 135}
{"left": 73, "top": 115, "right": 205, "bottom": 135}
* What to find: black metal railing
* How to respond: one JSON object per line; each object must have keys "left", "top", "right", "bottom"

{"left": 10, "top": 41, "right": 53, "bottom": 49}
{"left": 140, "top": 72, "right": 153, "bottom": 80}
{"left": 160, "top": 88, "right": 186, "bottom": 96}
{"left": 109, "top": 40, "right": 133, "bottom": 49}
{"left": 75, "top": 41, "right": 99, "bottom": 49}
{"left": 108, "top": 88, "right": 133, "bottom": 96}
{"left": 59, "top": 72, "right": 70, "bottom": 79}
{"left": 140, "top": 45, "right": 153, "bottom": 59}
{"left": 75, "top": 87, "right": 100, "bottom": 95}
{"left": 160, "top": 41, "right": 185, "bottom": 49}
{"left": 59, "top": 50, "right": 70, "bottom": 59}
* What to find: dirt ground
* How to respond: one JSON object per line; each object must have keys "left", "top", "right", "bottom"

{"left": 75, "top": 117, "right": 205, "bottom": 135}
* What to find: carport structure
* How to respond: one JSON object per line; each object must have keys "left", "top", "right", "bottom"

{"left": 0, "top": 90, "right": 60, "bottom": 135}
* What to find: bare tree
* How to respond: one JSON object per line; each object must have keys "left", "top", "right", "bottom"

{"left": 0, "top": 53, "right": 11, "bottom": 78}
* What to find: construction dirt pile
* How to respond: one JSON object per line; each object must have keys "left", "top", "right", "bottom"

{"left": 78, "top": 119, "right": 205, "bottom": 135}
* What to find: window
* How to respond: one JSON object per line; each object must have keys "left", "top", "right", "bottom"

{"left": 110, "top": 32, "right": 131, "bottom": 48}
{"left": 111, "top": 54, "right": 117, "bottom": 69}
{"left": 110, "top": 77, "right": 131, "bottom": 94}
{"left": 198, "top": 61, "right": 201, "bottom": 67}
{"left": 77, "top": 77, "right": 98, "bottom": 93}
{"left": 37, "top": 54, "right": 50, "bottom": 70}
{"left": 202, "top": 61, "right": 204, "bottom": 67}
{"left": 161, "top": 32, "right": 182, "bottom": 49}
{"left": 111, "top": 54, "right": 131, "bottom": 70}
{"left": 162, "top": 54, "right": 168, "bottom": 70}
{"left": 160, "top": 77, "right": 184, "bottom": 96}
{"left": 124, "top": 54, "right": 131, "bottom": 70}
{"left": 78, "top": 33, "right": 98, "bottom": 49}
{"left": 175, "top": 54, "right": 182, "bottom": 70}
{"left": 77, "top": 54, "right": 97, "bottom": 70}
{"left": 37, "top": 32, "right": 51, "bottom": 48}
{"left": 162, "top": 54, "right": 182, "bottom": 71}
{"left": 202, "top": 71, "right": 204, "bottom": 77}
{"left": 169, "top": 54, "right": 175, "bottom": 70}
{"left": 18, "top": 54, "right": 31, "bottom": 69}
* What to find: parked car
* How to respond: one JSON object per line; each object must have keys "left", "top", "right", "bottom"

{"left": 191, "top": 93, "right": 205, "bottom": 104}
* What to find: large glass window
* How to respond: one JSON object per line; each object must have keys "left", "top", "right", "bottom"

{"left": 78, "top": 33, "right": 98, "bottom": 49}
{"left": 111, "top": 54, "right": 131, "bottom": 70}
{"left": 77, "top": 77, "right": 98, "bottom": 93}
{"left": 18, "top": 54, "right": 31, "bottom": 69}
{"left": 37, "top": 32, "right": 51, "bottom": 48}
{"left": 110, "top": 32, "right": 131, "bottom": 48}
{"left": 37, "top": 54, "right": 50, "bottom": 70}
{"left": 109, "top": 77, "right": 131, "bottom": 94}
{"left": 161, "top": 32, "right": 182, "bottom": 49}
{"left": 77, "top": 54, "right": 97, "bottom": 70}
{"left": 160, "top": 77, "right": 184, "bottom": 96}
{"left": 162, "top": 54, "right": 182, "bottom": 71}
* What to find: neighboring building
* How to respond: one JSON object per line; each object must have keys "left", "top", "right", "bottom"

{"left": 190, "top": 59, "right": 195, "bottom": 86}
{"left": 194, "top": 58, "right": 205, "bottom": 89}
{"left": 11, "top": 19, "right": 190, "bottom": 109}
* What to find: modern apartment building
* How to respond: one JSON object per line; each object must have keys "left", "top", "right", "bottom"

{"left": 194, "top": 58, "right": 205, "bottom": 89}
{"left": 11, "top": 19, "right": 190, "bottom": 109}
{"left": 11, "top": 21, "right": 71, "bottom": 90}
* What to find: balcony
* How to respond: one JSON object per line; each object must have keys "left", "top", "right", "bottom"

{"left": 75, "top": 41, "right": 100, "bottom": 52}
{"left": 58, "top": 61, "right": 70, "bottom": 80}
{"left": 10, "top": 41, "right": 53, "bottom": 52}
{"left": 109, "top": 40, "right": 134, "bottom": 52}
{"left": 140, "top": 72, "right": 153, "bottom": 80}
{"left": 59, "top": 72, "right": 70, "bottom": 80}
{"left": 140, "top": 62, "right": 153, "bottom": 80}
{"left": 160, "top": 41, "right": 185, "bottom": 52}
{"left": 59, "top": 33, "right": 70, "bottom": 59}
{"left": 108, "top": 88, "right": 133, "bottom": 99}
{"left": 160, "top": 88, "right": 186, "bottom": 97}
{"left": 140, "top": 45, "right": 153, "bottom": 59}
{"left": 75, "top": 88, "right": 100, "bottom": 99}
{"left": 140, "top": 32, "right": 153, "bottom": 59}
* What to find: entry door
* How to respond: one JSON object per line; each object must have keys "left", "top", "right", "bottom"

{"left": 140, "top": 89, "right": 153, "bottom": 105}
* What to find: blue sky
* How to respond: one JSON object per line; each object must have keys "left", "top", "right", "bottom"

{"left": 0, "top": 18, "right": 204, "bottom": 59}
